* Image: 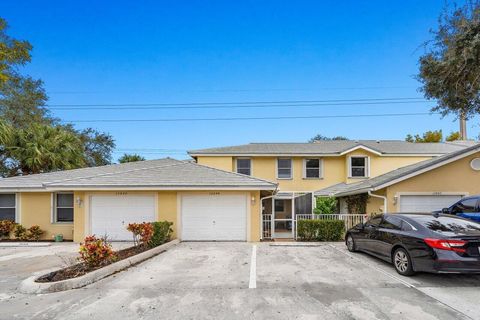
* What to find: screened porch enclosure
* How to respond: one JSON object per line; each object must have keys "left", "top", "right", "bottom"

{"left": 261, "top": 192, "right": 313, "bottom": 240}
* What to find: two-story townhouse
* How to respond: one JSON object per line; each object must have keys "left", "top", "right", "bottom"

{"left": 188, "top": 140, "right": 474, "bottom": 239}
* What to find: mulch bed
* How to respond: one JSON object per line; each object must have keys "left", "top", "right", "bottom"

{"left": 36, "top": 245, "right": 149, "bottom": 283}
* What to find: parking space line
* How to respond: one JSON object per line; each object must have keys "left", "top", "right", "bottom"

{"left": 249, "top": 245, "right": 257, "bottom": 289}
{"left": 327, "top": 244, "right": 416, "bottom": 289}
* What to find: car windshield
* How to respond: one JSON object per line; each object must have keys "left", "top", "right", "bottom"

{"left": 413, "top": 216, "right": 480, "bottom": 233}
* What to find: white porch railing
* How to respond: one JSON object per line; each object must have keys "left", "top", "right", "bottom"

{"left": 262, "top": 214, "right": 272, "bottom": 239}
{"left": 262, "top": 213, "right": 366, "bottom": 240}
{"left": 294, "top": 214, "right": 366, "bottom": 240}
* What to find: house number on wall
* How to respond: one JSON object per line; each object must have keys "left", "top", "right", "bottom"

{"left": 209, "top": 192, "right": 220, "bottom": 196}
{"left": 116, "top": 192, "right": 128, "bottom": 196}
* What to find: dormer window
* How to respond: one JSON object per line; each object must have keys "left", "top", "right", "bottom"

{"left": 349, "top": 156, "right": 369, "bottom": 178}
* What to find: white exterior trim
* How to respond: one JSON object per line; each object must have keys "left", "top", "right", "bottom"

{"left": 86, "top": 192, "right": 158, "bottom": 238}
{"left": 347, "top": 155, "right": 370, "bottom": 178}
{"left": 234, "top": 157, "right": 253, "bottom": 176}
{"left": 302, "top": 158, "right": 324, "bottom": 179}
{"left": 373, "top": 147, "right": 480, "bottom": 191}
{"left": 190, "top": 153, "right": 445, "bottom": 157}
{"left": 16, "top": 193, "right": 21, "bottom": 224}
{"left": 395, "top": 192, "right": 468, "bottom": 212}
{"left": 276, "top": 158, "right": 293, "bottom": 180}
{"left": 42, "top": 186, "right": 276, "bottom": 191}
{"left": 339, "top": 145, "right": 382, "bottom": 156}
{"left": 177, "top": 191, "right": 250, "bottom": 241}
{"left": 52, "top": 192, "right": 75, "bottom": 225}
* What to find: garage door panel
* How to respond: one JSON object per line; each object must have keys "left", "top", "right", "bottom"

{"left": 91, "top": 195, "right": 156, "bottom": 241}
{"left": 399, "top": 195, "right": 463, "bottom": 213}
{"left": 181, "top": 194, "right": 247, "bottom": 241}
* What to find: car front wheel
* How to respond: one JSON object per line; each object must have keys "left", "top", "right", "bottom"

{"left": 393, "top": 248, "right": 415, "bottom": 276}
{"left": 346, "top": 234, "right": 357, "bottom": 252}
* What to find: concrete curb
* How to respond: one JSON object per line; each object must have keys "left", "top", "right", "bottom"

{"left": 19, "top": 239, "right": 180, "bottom": 294}
{"left": 0, "top": 242, "right": 52, "bottom": 247}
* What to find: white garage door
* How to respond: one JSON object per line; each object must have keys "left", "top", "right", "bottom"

{"left": 181, "top": 194, "right": 247, "bottom": 241}
{"left": 399, "top": 194, "right": 463, "bottom": 213}
{"left": 90, "top": 195, "right": 156, "bottom": 241}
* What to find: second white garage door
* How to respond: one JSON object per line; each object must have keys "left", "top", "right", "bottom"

{"left": 399, "top": 194, "right": 464, "bottom": 213}
{"left": 90, "top": 195, "right": 156, "bottom": 241}
{"left": 181, "top": 194, "right": 248, "bottom": 241}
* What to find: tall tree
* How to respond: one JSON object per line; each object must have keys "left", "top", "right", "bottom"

{"left": 309, "top": 134, "right": 348, "bottom": 143}
{"left": 1, "top": 122, "right": 85, "bottom": 176}
{"left": 405, "top": 130, "right": 443, "bottom": 143}
{"left": 417, "top": 2, "right": 480, "bottom": 126}
{"left": 0, "top": 16, "right": 116, "bottom": 175}
{"left": 78, "top": 128, "right": 115, "bottom": 167}
{"left": 0, "top": 76, "right": 54, "bottom": 128}
{"left": 0, "top": 18, "right": 32, "bottom": 83}
{"left": 118, "top": 153, "right": 146, "bottom": 163}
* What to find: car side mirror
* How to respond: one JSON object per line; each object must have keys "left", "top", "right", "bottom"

{"left": 356, "top": 223, "right": 364, "bottom": 230}
{"left": 442, "top": 208, "right": 449, "bottom": 214}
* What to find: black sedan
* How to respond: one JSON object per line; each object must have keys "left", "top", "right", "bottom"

{"left": 345, "top": 213, "right": 480, "bottom": 276}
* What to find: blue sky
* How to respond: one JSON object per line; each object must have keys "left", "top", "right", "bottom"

{"left": 1, "top": 1, "right": 478, "bottom": 160}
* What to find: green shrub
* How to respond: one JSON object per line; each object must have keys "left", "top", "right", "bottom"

{"left": 297, "top": 219, "right": 345, "bottom": 241}
{"left": 0, "top": 220, "right": 15, "bottom": 239}
{"left": 14, "top": 224, "right": 27, "bottom": 240}
{"left": 149, "top": 221, "right": 173, "bottom": 247}
{"left": 27, "top": 225, "right": 44, "bottom": 241}
{"left": 313, "top": 196, "right": 337, "bottom": 215}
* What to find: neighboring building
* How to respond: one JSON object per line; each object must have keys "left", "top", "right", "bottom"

{"left": 0, "top": 159, "right": 276, "bottom": 242}
{"left": 189, "top": 140, "right": 479, "bottom": 239}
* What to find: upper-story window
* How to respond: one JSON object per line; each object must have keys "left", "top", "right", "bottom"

{"left": 236, "top": 158, "right": 251, "bottom": 176}
{"left": 54, "top": 193, "right": 74, "bottom": 223}
{"left": 349, "top": 156, "right": 369, "bottom": 178}
{"left": 0, "top": 194, "right": 16, "bottom": 221}
{"left": 277, "top": 158, "right": 292, "bottom": 179}
{"left": 304, "top": 159, "right": 323, "bottom": 179}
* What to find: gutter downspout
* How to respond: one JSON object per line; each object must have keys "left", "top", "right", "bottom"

{"left": 368, "top": 190, "right": 388, "bottom": 214}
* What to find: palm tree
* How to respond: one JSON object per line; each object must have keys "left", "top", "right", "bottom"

{"left": 9, "top": 124, "right": 85, "bottom": 175}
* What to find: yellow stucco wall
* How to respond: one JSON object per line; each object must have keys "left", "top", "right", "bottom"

{"left": 20, "top": 192, "right": 74, "bottom": 240}
{"left": 383, "top": 152, "right": 480, "bottom": 212}
{"left": 27, "top": 189, "right": 263, "bottom": 243}
{"left": 196, "top": 156, "right": 234, "bottom": 172}
{"left": 195, "top": 153, "right": 432, "bottom": 191}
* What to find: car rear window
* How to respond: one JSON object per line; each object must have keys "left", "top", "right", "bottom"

{"left": 413, "top": 216, "right": 480, "bottom": 232}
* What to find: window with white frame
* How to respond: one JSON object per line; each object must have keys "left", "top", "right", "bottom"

{"left": 55, "top": 193, "right": 74, "bottom": 223}
{"left": 350, "top": 156, "right": 368, "bottom": 177}
{"left": 0, "top": 194, "right": 16, "bottom": 221}
{"left": 277, "top": 158, "right": 292, "bottom": 179}
{"left": 304, "top": 159, "right": 322, "bottom": 178}
{"left": 236, "top": 158, "right": 251, "bottom": 176}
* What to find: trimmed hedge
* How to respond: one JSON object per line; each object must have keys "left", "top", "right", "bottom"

{"left": 297, "top": 219, "right": 345, "bottom": 241}
{"left": 149, "top": 221, "right": 173, "bottom": 247}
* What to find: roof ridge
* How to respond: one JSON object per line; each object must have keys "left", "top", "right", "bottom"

{"left": 44, "top": 159, "right": 185, "bottom": 186}
{"left": 187, "top": 161, "right": 277, "bottom": 186}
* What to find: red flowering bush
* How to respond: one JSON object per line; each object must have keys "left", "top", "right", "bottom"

{"left": 79, "top": 235, "right": 116, "bottom": 268}
{"left": 0, "top": 220, "right": 15, "bottom": 239}
{"left": 127, "top": 222, "right": 153, "bottom": 247}
{"left": 27, "top": 225, "right": 44, "bottom": 241}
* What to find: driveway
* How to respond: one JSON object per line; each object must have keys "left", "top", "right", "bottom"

{"left": 0, "top": 242, "right": 479, "bottom": 320}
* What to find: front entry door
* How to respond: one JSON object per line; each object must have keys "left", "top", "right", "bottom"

{"left": 273, "top": 199, "right": 293, "bottom": 238}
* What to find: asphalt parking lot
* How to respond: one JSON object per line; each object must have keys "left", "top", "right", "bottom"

{"left": 0, "top": 242, "right": 479, "bottom": 320}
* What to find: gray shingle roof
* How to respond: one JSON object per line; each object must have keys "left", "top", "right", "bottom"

{"left": 0, "top": 158, "right": 277, "bottom": 190}
{"left": 315, "top": 143, "right": 480, "bottom": 197}
{"left": 189, "top": 140, "right": 472, "bottom": 156}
